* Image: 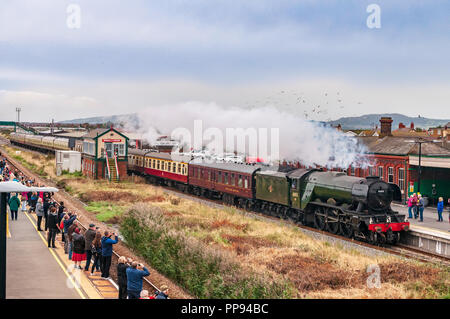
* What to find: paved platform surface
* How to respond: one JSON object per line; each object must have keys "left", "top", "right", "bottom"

{"left": 6, "top": 208, "right": 118, "bottom": 299}
{"left": 6, "top": 209, "right": 83, "bottom": 299}
{"left": 392, "top": 203, "right": 450, "bottom": 234}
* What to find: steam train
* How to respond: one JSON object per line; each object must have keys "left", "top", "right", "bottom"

{"left": 128, "top": 149, "right": 409, "bottom": 245}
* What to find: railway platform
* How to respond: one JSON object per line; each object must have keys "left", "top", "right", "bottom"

{"left": 392, "top": 203, "right": 450, "bottom": 233}
{"left": 5, "top": 207, "right": 118, "bottom": 299}
{"left": 392, "top": 203, "right": 450, "bottom": 258}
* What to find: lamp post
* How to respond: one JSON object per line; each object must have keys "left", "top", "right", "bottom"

{"left": 406, "top": 138, "right": 433, "bottom": 194}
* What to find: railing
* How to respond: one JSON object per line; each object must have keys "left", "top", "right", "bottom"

{"left": 105, "top": 151, "right": 111, "bottom": 181}
{"left": 114, "top": 152, "right": 119, "bottom": 181}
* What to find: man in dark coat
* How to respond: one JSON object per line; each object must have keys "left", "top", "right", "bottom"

{"left": 126, "top": 262, "right": 150, "bottom": 299}
{"left": 47, "top": 206, "right": 60, "bottom": 248}
{"left": 43, "top": 192, "right": 51, "bottom": 231}
{"left": 100, "top": 231, "right": 119, "bottom": 279}
{"left": 83, "top": 224, "right": 97, "bottom": 271}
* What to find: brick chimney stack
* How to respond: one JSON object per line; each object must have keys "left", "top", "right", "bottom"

{"left": 410, "top": 122, "right": 415, "bottom": 130}
{"left": 379, "top": 117, "right": 393, "bottom": 138}
{"left": 399, "top": 122, "right": 405, "bottom": 129}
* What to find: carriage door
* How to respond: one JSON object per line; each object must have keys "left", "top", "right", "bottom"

{"left": 105, "top": 142, "right": 113, "bottom": 158}
{"left": 211, "top": 170, "right": 215, "bottom": 190}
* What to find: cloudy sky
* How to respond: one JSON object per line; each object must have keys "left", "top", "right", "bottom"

{"left": 0, "top": 0, "right": 449, "bottom": 123}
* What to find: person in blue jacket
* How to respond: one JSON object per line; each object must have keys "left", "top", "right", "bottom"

{"left": 437, "top": 197, "right": 444, "bottom": 222}
{"left": 126, "top": 261, "right": 150, "bottom": 299}
{"left": 101, "top": 231, "right": 119, "bottom": 279}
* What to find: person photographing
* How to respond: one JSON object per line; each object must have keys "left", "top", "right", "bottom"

{"left": 101, "top": 231, "right": 119, "bottom": 279}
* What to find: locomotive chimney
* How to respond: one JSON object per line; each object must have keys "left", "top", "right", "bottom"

{"left": 379, "top": 117, "right": 393, "bottom": 138}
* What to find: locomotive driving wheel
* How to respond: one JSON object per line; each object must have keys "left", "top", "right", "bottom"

{"left": 325, "top": 208, "right": 340, "bottom": 234}
{"left": 313, "top": 206, "right": 326, "bottom": 230}
{"left": 339, "top": 222, "right": 353, "bottom": 238}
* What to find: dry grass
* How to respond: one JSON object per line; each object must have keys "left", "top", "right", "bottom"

{"left": 3, "top": 145, "right": 56, "bottom": 178}
{"left": 4, "top": 145, "right": 449, "bottom": 298}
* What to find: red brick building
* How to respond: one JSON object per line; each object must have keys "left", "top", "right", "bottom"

{"left": 350, "top": 118, "right": 450, "bottom": 204}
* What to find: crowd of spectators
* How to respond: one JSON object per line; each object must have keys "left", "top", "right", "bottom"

{"left": 2, "top": 156, "right": 169, "bottom": 299}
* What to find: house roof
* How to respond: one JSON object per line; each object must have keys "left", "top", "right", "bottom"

{"left": 356, "top": 136, "right": 450, "bottom": 156}
{"left": 358, "top": 129, "right": 379, "bottom": 137}
{"left": 54, "top": 131, "right": 88, "bottom": 138}
{"left": 391, "top": 128, "right": 430, "bottom": 138}
{"left": 83, "top": 128, "right": 129, "bottom": 140}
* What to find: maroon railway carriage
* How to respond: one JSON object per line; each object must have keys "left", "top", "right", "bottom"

{"left": 188, "top": 161, "right": 262, "bottom": 207}
{"left": 128, "top": 149, "right": 190, "bottom": 189}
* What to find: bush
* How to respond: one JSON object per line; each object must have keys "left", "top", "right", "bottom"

{"left": 120, "top": 204, "right": 292, "bottom": 299}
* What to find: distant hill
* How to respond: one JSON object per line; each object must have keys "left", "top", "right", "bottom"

{"left": 59, "top": 113, "right": 140, "bottom": 127}
{"left": 328, "top": 113, "right": 450, "bottom": 130}
{"left": 60, "top": 112, "right": 450, "bottom": 131}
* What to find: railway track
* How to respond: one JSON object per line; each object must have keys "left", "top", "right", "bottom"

{"left": 3, "top": 141, "right": 448, "bottom": 276}
{"left": 1, "top": 149, "right": 162, "bottom": 297}
{"left": 137, "top": 175, "right": 450, "bottom": 267}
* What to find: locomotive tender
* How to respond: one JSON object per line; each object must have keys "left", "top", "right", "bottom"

{"left": 127, "top": 149, "right": 409, "bottom": 245}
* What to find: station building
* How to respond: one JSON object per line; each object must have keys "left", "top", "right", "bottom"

{"left": 81, "top": 127, "right": 129, "bottom": 181}
{"left": 352, "top": 117, "right": 450, "bottom": 205}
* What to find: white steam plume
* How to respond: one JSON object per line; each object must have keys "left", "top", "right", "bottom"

{"left": 133, "top": 102, "right": 369, "bottom": 169}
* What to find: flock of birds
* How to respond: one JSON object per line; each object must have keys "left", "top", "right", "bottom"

{"left": 243, "top": 90, "right": 364, "bottom": 121}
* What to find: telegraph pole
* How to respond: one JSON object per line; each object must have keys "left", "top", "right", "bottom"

{"left": 15, "top": 107, "right": 21, "bottom": 123}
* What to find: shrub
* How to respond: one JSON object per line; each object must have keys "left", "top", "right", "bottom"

{"left": 120, "top": 204, "right": 292, "bottom": 299}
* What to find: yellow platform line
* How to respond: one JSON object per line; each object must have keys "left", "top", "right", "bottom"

{"left": 23, "top": 211, "right": 86, "bottom": 299}
{"left": 26, "top": 212, "right": 105, "bottom": 299}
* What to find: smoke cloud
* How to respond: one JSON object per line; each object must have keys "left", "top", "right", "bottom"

{"left": 132, "top": 102, "right": 368, "bottom": 169}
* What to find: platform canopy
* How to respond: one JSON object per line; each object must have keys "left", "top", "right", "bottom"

{"left": 0, "top": 181, "right": 58, "bottom": 193}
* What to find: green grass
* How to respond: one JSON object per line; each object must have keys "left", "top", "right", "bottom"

{"left": 60, "top": 170, "right": 83, "bottom": 178}
{"left": 85, "top": 201, "right": 126, "bottom": 223}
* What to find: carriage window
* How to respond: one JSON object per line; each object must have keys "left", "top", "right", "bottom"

{"left": 224, "top": 172, "right": 228, "bottom": 184}
{"left": 177, "top": 163, "right": 181, "bottom": 173}
{"left": 231, "top": 173, "right": 235, "bottom": 186}
{"left": 208, "top": 171, "right": 211, "bottom": 181}
{"left": 238, "top": 175, "right": 243, "bottom": 187}
{"left": 168, "top": 162, "right": 171, "bottom": 172}
{"left": 218, "top": 171, "right": 222, "bottom": 183}
{"left": 244, "top": 177, "right": 248, "bottom": 189}
{"left": 157, "top": 160, "right": 160, "bottom": 170}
